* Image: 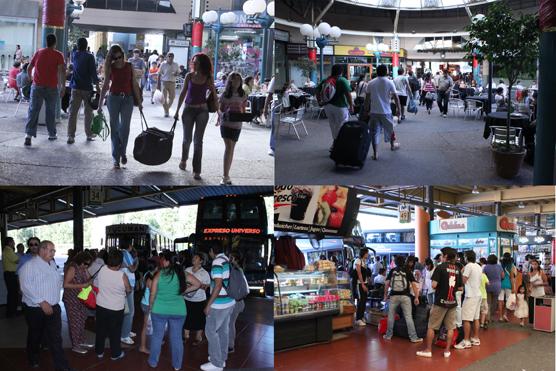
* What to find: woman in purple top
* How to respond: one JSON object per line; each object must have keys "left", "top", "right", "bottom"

{"left": 174, "top": 53, "right": 218, "bottom": 180}
{"left": 482, "top": 254, "right": 505, "bottom": 328}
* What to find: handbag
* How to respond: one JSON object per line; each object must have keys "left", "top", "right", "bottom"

{"left": 78, "top": 285, "right": 99, "bottom": 309}
{"left": 506, "top": 293, "right": 517, "bottom": 310}
{"left": 206, "top": 77, "right": 218, "bottom": 113}
{"left": 129, "top": 62, "right": 143, "bottom": 107}
{"left": 407, "top": 98, "right": 418, "bottom": 114}
{"left": 425, "top": 91, "right": 437, "bottom": 101}
{"left": 133, "top": 109, "right": 177, "bottom": 165}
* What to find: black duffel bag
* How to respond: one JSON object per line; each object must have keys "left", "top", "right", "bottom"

{"left": 133, "top": 109, "right": 177, "bottom": 166}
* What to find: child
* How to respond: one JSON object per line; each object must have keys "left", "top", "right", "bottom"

{"left": 218, "top": 71, "right": 247, "bottom": 185}
{"left": 514, "top": 284, "right": 529, "bottom": 327}
{"left": 479, "top": 271, "right": 490, "bottom": 328}
{"left": 148, "top": 61, "right": 159, "bottom": 103}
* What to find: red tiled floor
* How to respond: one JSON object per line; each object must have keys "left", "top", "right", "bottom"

{"left": 275, "top": 324, "right": 531, "bottom": 371}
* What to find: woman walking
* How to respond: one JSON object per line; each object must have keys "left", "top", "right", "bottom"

{"left": 62, "top": 251, "right": 93, "bottom": 354}
{"left": 184, "top": 253, "right": 210, "bottom": 345}
{"left": 218, "top": 72, "right": 248, "bottom": 185}
{"left": 498, "top": 253, "right": 517, "bottom": 322}
{"left": 95, "top": 249, "right": 131, "bottom": 361}
{"left": 422, "top": 74, "right": 436, "bottom": 114}
{"left": 98, "top": 44, "right": 143, "bottom": 169}
{"left": 482, "top": 254, "right": 504, "bottom": 328}
{"left": 527, "top": 259, "right": 547, "bottom": 325}
{"left": 148, "top": 251, "right": 201, "bottom": 370}
{"left": 174, "top": 53, "right": 218, "bottom": 180}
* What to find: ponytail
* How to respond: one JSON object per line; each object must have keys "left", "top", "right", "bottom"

{"left": 160, "top": 250, "right": 187, "bottom": 295}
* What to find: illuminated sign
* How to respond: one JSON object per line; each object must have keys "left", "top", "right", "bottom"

{"left": 497, "top": 216, "right": 517, "bottom": 233}
{"left": 439, "top": 218, "right": 468, "bottom": 232}
{"left": 203, "top": 228, "right": 262, "bottom": 234}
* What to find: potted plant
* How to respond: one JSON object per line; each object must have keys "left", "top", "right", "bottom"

{"left": 465, "top": 2, "right": 539, "bottom": 179}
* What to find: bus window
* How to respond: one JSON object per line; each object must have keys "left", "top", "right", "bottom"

{"left": 226, "top": 203, "right": 238, "bottom": 223}
{"left": 203, "top": 199, "right": 224, "bottom": 220}
{"left": 240, "top": 199, "right": 260, "bottom": 220}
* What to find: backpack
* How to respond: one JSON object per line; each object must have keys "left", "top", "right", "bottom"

{"left": 390, "top": 269, "right": 409, "bottom": 294}
{"left": 409, "top": 75, "right": 420, "bottom": 92}
{"left": 316, "top": 76, "right": 338, "bottom": 106}
{"left": 225, "top": 261, "right": 250, "bottom": 301}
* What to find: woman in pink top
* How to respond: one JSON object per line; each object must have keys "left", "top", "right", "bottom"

{"left": 174, "top": 53, "right": 218, "bottom": 180}
{"left": 422, "top": 73, "right": 437, "bottom": 114}
{"left": 9, "top": 61, "right": 21, "bottom": 100}
{"left": 218, "top": 72, "right": 248, "bottom": 185}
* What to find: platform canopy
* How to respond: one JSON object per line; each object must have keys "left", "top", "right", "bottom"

{"left": 0, "top": 186, "right": 273, "bottom": 230}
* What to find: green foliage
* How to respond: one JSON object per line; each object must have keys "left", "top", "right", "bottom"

{"left": 67, "top": 25, "right": 88, "bottom": 52}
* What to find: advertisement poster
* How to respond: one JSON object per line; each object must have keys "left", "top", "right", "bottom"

{"left": 274, "top": 185, "right": 359, "bottom": 236}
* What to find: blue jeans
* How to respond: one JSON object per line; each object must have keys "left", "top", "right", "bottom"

{"left": 121, "top": 291, "right": 135, "bottom": 338}
{"left": 205, "top": 305, "right": 234, "bottom": 368}
{"left": 148, "top": 313, "right": 185, "bottom": 370}
{"left": 427, "top": 292, "right": 435, "bottom": 305}
{"left": 25, "top": 85, "right": 58, "bottom": 137}
{"left": 107, "top": 94, "right": 134, "bottom": 165}
{"left": 269, "top": 108, "right": 277, "bottom": 151}
{"left": 386, "top": 295, "right": 419, "bottom": 341}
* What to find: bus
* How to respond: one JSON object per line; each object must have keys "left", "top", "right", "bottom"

{"left": 177, "top": 194, "right": 272, "bottom": 296}
{"left": 105, "top": 223, "right": 173, "bottom": 259}
{"left": 364, "top": 228, "right": 416, "bottom": 266}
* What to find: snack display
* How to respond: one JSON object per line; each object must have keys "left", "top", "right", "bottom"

{"left": 316, "top": 259, "right": 336, "bottom": 271}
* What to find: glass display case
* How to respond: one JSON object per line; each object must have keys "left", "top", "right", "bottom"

{"left": 274, "top": 270, "right": 340, "bottom": 320}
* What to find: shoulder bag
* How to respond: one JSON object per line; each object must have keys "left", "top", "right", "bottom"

{"left": 206, "top": 76, "right": 218, "bottom": 113}
{"left": 133, "top": 109, "right": 177, "bottom": 165}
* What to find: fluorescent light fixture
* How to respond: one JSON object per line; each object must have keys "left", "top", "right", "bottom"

{"left": 472, "top": 185, "right": 479, "bottom": 194}
{"left": 518, "top": 202, "right": 525, "bottom": 209}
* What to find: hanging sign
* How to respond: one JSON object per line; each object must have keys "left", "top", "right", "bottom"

{"left": 398, "top": 202, "right": 411, "bottom": 224}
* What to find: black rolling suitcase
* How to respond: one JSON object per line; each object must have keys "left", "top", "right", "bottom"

{"left": 330, "top": 118, "right": 371, "bottom": 169}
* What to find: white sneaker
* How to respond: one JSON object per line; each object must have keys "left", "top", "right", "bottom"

{"left": 355, "top": 319, "right": 366, "bottom": 327}
{"left": 129, "top": 332, "right": 136, "bottom": 338}
{"left": 120, "top": 337, "right": 134, "bottom": 345}
{"left": 268, "top": 149, "right": 274, "bottom": 156}
{"left": 470, "top": 338, "right": 480, "bottom": 346}
{"left": 207, "top": 357, "right": 225, "bottom": 367}
{"left": 200, "top": 361, "right": 223, "bottom": 371}
{"left": 416, "top": 351, "right": 432, "bottom": 358}
{"left": 454, "top": 340, "right": 471, "bottom": 349}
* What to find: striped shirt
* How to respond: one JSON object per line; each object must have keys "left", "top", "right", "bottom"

{"left": 19, "top": 256, "right": 62, "bottom": 306}
{"left": 210, "top": 253, "right": 235, "bottom": 309}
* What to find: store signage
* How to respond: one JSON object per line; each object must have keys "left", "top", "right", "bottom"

{"left": 106, "top": 224, "right": 149, "bottom": 234}
{"left": 287, "top": 43, "right": 308, "bottom": 56}
{"left": 398, "top": 202, "right": 411, "bottom": 224}
{"left": 274, "top": 186, "right": 360, "bottom": 236}
{"left": 439, "top": 218, "right": 468, "bottom": 232}
{"left": 430, "top": 239, "right": 455, "bottom": 247}
{"left": 547, "top": 214, "right": 555, "bottom": 229}
{"left": 334, "top": 45, "right": 407, "bottom": 57}
{"left": 274, "top": 29, "right": 289, "bottom": 43}
{"left": 229, "top": 11, "right": 262, "bottom": 28}
{"left": 168, "top": 39, "right": 189, "bottom": 47}
{"left": 203, "top": 228, "right": 262, "bottom": 234}
{"left": 497, "top": 216, "right": 517, "bottom": 233}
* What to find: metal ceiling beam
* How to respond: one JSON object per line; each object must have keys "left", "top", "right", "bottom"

{"left": 504, "top": 202, "right": 555, "bottom": 216}
{"left": 457, "top": 186, "right": 555, "bottom": 205}
{"left": 315, "top": 0, "right": 335, "bottom": 25}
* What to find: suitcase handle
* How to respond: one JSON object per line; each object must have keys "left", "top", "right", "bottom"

{"left": 140, "top": 108, "right": 177, "bottom": 134}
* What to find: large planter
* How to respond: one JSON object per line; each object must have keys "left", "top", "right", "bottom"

{"left": 492, "top": 147, "right": 526, "bottom": 179}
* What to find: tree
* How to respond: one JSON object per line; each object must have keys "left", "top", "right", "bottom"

{"left": 465, "top": 2, "right": 539, "bottom": 151}
{"left": 67, "top": 25, "right": 88, "bottom": 53}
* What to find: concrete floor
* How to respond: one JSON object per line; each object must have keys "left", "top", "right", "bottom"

{"left": 275, "top": 105, "right": 535, "bottom": 185}
{"left": 0, "top": 91, "right": 273, "bottom": 185}
{"left": 0, "top": 296, "right": 273, "bottom": 370}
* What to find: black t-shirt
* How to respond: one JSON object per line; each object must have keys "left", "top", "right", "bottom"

{"left": 431, "top": 262, "right": 463, "bottom": 308}
{"left": 386, "top": 266, "right": 415, "bottom": 296}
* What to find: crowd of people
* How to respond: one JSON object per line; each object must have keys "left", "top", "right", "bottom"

{"left": 349, "top": 247, "right": 552, "bottom": 358}
{"left": 2, "top": 236, "right": 249, "bottom": 371}
{"left": 14, "top": 34, "right": 273, "bottom": 184}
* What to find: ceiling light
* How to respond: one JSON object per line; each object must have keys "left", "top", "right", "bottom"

{"left": 518, "top": 202, "right": 525, "bottom": 209}
{"left": 471, "top": 185, "right": 479, "bottom": 194}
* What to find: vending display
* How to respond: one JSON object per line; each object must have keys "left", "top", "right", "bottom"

{"left": 274, "top": 270, "right": 341, "bottom": 319}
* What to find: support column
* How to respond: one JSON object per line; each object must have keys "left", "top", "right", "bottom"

{"left": 415, "top": 207, "right": 430, "bottom": 261}
{"left": 0, "top": 193, "right": 7, "bottom": 248}
{"left": 427, "top": 186, "right": 435, "bottom": 221}
{"left": 494, "top": 202, "right": 502, "bottom": 216}
{"left": 42, "top": 0, "right": 65, "bottom": 51}
{"left": 73, "top": 187, "right": 84, "bottom": 252}
{"left": 534, "top": 0, "right": 556, "bottom": 184}
{"left": 191, "top": 20, "right": 204, "bottom": 55}
{"left": 392, "top": 52, "right": 399, "bottom": 78}
{"left": 534, "top": 213, "right": 541, "bottom": 228}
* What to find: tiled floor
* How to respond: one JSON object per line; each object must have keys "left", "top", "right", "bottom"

{"left": 0, "top": 297, "right": 273, "bottom": 370}
{"left": 275, "top": 320, "right": 539, "bottom": 371}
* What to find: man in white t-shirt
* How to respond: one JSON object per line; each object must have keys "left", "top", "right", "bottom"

{"left": 393, "top": 67, "right": 411, "bottom": 121}
{"left": 147, "top": 50, "right": 159, "bottom": 67}
{"left": 363, "top": 64, "right": 401, "bottom": 161}
{"left": 157, "top": 53, "right": 180, "bottom": 117}
{"left": 455, "top": 250, "right": 483, "bottom": 350}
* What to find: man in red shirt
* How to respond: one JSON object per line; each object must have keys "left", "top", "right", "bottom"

{"left": 24, "top": 34, "right": 66, "bottom": 146}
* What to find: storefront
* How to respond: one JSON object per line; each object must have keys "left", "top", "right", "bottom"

{"left": 273, "top": 186, "right": 361, "bottom": 351}
{"left": 203, "top": 10, "right": 266, "bottom": 79}
{"left": 517, "top": 234, "right": 554, "bottom": 274}
{"left": 0, "top": 1, "right": 39, "bottom": 71}
{"left": 333, "top": 45, "right": 408, "bottom": 83}
{"left": 429, "top": 215, "right": 518, "bottom": 259}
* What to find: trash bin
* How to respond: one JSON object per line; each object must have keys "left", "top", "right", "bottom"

{"left": 534, "top": 296, "right": 555, "bottom": 332}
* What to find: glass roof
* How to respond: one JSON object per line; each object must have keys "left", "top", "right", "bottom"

{"left": 338, "top": 0, "right": 498, "bottom": 11}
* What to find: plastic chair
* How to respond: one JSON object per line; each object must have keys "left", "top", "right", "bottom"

{"left": 448, "top": 98, "right": 465, "bottom": 117}
{"left": 279, "top": 107, "right": 308, "bottom": 140}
